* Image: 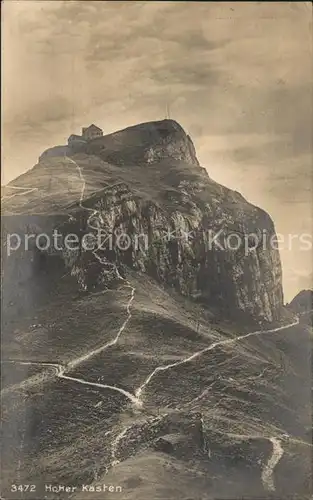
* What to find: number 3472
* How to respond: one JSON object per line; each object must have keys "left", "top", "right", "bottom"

{"left": 11, "top": 485, "right": 36, "bottom": 492}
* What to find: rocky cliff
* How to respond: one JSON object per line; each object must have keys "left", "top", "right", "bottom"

{"left": 2, "top": 119, "right": 284, "bottom": 323}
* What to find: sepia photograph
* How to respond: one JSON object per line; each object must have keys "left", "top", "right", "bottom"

{"left": 1, "top": 1, "right": 312, "bottom": 499}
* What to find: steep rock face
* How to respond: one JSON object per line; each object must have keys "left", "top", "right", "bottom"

{"left": 2, "top": 120, "right": 284, "bottom": 323}
{"left": 61, "top": 180, "right": 283, "bottom": 322}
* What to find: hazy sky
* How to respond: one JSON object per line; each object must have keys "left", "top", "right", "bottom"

{"left": 2, "top": 1, "right": 312, "bottom": 300}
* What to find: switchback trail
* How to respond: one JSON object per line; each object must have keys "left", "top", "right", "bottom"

{"left": 3, "top": 319, "right": 300, "bottom": 409}
{"left": 3, "top": 277, "right": 140, "bottom": 406}
{"left": 110, "top": 318, "right": 298, "bottom": 486}
{"left": 3, "top": 359, "right": 142, "bottom": 407}
{"left": 261, "top": 437, "right": 284, "bottom": 492}
{"left": 135, "top": 318, "right": 300, "bottom": 398}
{"left": 3, "top": 307, "right": 300, "bottom": 491}
{"left": 68, "top": 284, "right": 135, "bottom": 370}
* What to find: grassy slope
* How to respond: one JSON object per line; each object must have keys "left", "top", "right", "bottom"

{"left": 1, "top": 272, "right": 311, "bottom": 499}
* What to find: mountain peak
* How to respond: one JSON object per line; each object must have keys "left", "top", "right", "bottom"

{"left": 82, "top": 119, "right": 200, "bottom": 167}
{"left": 39, "top": 119, "right": 200, "bottom": 168}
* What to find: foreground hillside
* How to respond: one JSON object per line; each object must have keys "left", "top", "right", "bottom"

{"left": 1, "top": 120, "right": 311, "bottom": 499}
{"left": 1, "top": 271, "right": 311, "bottom": 499}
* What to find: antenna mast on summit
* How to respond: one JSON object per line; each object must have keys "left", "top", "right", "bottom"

{"left": 166, "top": 102, "right": 170, "bottom": 119}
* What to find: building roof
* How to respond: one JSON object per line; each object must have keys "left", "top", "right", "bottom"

{"left": 83, "top": 124, "right": 102, "bottom": 132}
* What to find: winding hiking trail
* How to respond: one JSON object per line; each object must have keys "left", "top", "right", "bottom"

{"left": 135, "top": 318, "right": 300, "bottom": 398}
{"left": 2, "top": 160, "right": 302, "bottom": 492}
{"left": 261, "top": 437, "right": 284, "bottom": 492}
{"left": 4, "top": 357, "right": 141, "bottom": 407}
{"left": 2, "top": 185, "right": 39, "bottom": 201}
{"left": 5, "top": 277, "right": 138, "bottom": 406}
{"left": 68, "top": 284, "right": 135, "bottom": 370}
{"left": 111, "top": 426, "right": 130, "bottom": 467}
{"left": 4, "top": 317, "right": 299, "bottom": 491}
